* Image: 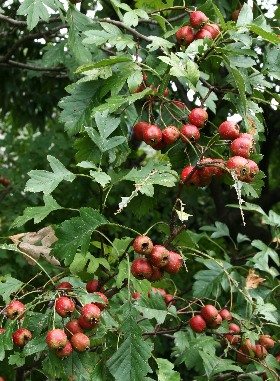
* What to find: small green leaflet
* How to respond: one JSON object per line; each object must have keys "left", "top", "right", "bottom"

{"left": 52, "top": 208, "right": 108, "bottom": 266}
{"left": 123, "top": 9, "right": 149, "bottom": 27}
{"left": 11, "top": 195, "right": 62, "bottom": 228}
{"left": 230, "top": 67, "right": 247, "bottom": 114}
{"left": 199, "top": 351, "right": 243, "bottom": 377}
{"left": 249, "top": 240, "right": 279, "bottom": 276}
{"left": 69, "top": 252, "right": 110, "bottom": 274}
{"left": 90, "top": 171, "right": 111, "bottom": 187}
{"left": 200, "top": 221, "right": 230, "bottom": 239}
{"left": 248, "top": 25, "right": 280, "bottom": 44}
{"left": 25, "top": 156, "right": 75, "bottom": 195}
{"left": 76, "top": 57, "right": 133, "bottom": 74}
{"left": 236, "top": 3, "right": 253, "bottom": 26}
{"left": 134, "top": 292, "right": 168, "bottom": 325}
{"left": 107, "top": 304, "right": 153, "bottom": 381}
{"left": 0, "top": 276, "right": 23, "bottom": 303}
{"left": 254, "top": 297, "right": 278, "bottom": 324}
{"left": 147, "top": 36, "right": 174, "bottom": 52}
{"left": 157, "top": 358, "right": 180, "bottom": 381}
{"left": 17, "top": 0, "right": 53, "bottom": 30}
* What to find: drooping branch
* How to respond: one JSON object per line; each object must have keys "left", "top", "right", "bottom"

{"left": 0, "top": 13, "right": 61, "bottom": 27}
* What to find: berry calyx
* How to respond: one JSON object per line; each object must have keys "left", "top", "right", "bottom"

{"left": 55, "top": 296, "right": 75, "bottom": 318}
{"left": 71, "top": 332, "right": 90, "bottom": 352}
{"left": 55, "top": 340, "right": 73, "bottom": 358}
{"left": 143, "top": 124, "right": 163, "bottom": 147}
{"left": 131, "top": 257, "right": 153, "bottom": 280}
{"left": 148, "top": 245, "right": 170, "bottom": 268}
{"left": 175, "top": 26, "right": 195, "bottom": 46}
{"left": 189, "top": 108, "right": 208, "bottom": 128}
{"left": 190, "top": 11, "right": 209, "bottom": 30}
{"left": 6, "top": 300, "right": 26, "bottom": 320}
{"left": 133, "top": 235, "right": 153, "bottom": 255}
{"left": 78, "top": 315, "right": 98, "bottom": 330}
{"left": 12, "top": 328, "right": 32, "bottom": 347}
{"left": 46, "top": 329, "right": 67, "bottom": 350}
{"left": 189, "top": 315, "right": 207, "bottom": 333}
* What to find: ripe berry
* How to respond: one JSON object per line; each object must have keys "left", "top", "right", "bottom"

{"left": 55, "top": 297, "right": 75, "bottom": 318}
{"left": 259, "top": 335, "right": 274, "bottom": 349}
{"left": 189, "top": 108, "right": 208, "bottom": 128}
{"left": 198, "top": 158, "right": 217, "bottom": 184}
{"left": 189, "top": 315, "right": 207, "bottom": 333}
{"left": 230, "top": 137, "right": 254, "bottom": 158}
{"left": 0, "top": 178, "right": 10, "bottom": 187}
{"left": 175, "top": 26, "right": 195, "bottom": 46}
{"left": 71, "top": 333, "right": 90, "bottom": 352}
{"left": 152, "top": 140, "right": 166, "bottom": 151}
{"left": 148, "top": 245, "right": 170, "bottom": 268}
{"left": 207, "top": 313, "right": 222, "bottom": 329}
{"left": 195, "top": 29, "right": 213, "bottom": 40}
{"left": 239, "top": 133, "right": 254, "bottom": 143}
{"left": 57, "top": 281, "right": 73, "bottom": 293}
{"left": 162, "top": 126, "right": 180, "bottom": 144}
{"left": 218, "top": 121, "right": 240, "bottom": 140}
{"left": 254, "top": 344, "right": 268, "bottom": 359}
{"left": 232, "top": 6, "right": 242, "bottom": 21}
{"left": 0, "top": 377, "right": 5, "bottom": 381}
{"left": 78, "top": 315, "right": 98, "bottom": 330}
{"left": 65, "top": 319, "right": 84, "bottom": 338}
{"left": 86, "top": 279, "right": 104, "bottom": 293}
{"left": 181, "top": 166, "right": 201, "bottom": 186}
{"left": 203, "top": 24, "right": 220, "bottom": 38}
{"left": 236, "top": 349, "right": 251, "bottom": 364}
{"left": 224, "top": 323, "right": 240, "bottom": 344}
{"left": 219, "top": 309, "right": 232, "bottom": 321}
{"left": 0, "top": 328, "right": 5, "bottom": 334}
{"left": 212, "top": 158, "right": 226, "bottom": 177}
{"left": 46, "top": 329, "right": 67, "bottom": 350}
{"left": 164, "top": 294, "right": 174, "bottom": 305}
{"left": 143, "top": 124, "right": 162, "bottom": 147}
{"left": 133, "top": 292, "right": 141, "bottom": 299}
{"left": 241, "top": 339, "right": 256, "bottom": 355}
{"left": 201, "top": 305, "right": 219, "bottom": 322}
{"left": 6, "top": 300, "right": 26, "bottom": 320}
{"left": 180, "top": 124, "right": 200, "bottom": 143}
{"left": 133, "top": 235, "right": 153, "bottom": 255}
{"left": 172, "top": 100, "right": 186, "bottom": 109}
{"left": 226, "top": 156, "right": 249, "bottom": 181}
{"left": 81, "top": 303, "right": 101, "bottom": 323}
{"left": 163, "top": 251, "right": 182, "bottom": 274}
{"left": 244, "top": 159, "right": 259, "bottom": 183}
{"left": 148, "top": 287, "right": 167, "bottom": 297}
{"left": 133, "top": 122, "right": 150, "bottom": 141}
{"left": 190, "top": 11, "right": 209, "bottom": 30}
{"left": 55, "top": 340, "right": 73, "bottom": 358}
{"left": 149, "top": 266, "right": 164, "bottom": 282}
{"left": 131, "top": 258, "right": 153, "bottom": 280}
{"left": 91, "top": 292, "right": 109, "bottom": 311}
{"left": 12, "top": 328, "right": 32, "bottom": 347}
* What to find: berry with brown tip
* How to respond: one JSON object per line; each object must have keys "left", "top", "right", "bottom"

{"left": 226, "top": 156, "right": 249, "bottom": 181}
{"left": 163, "top": 251, "right": 183, "bottom": 274}
{"left": 133, "top": 235, "right": 153, "bottom": 255}
{"left": 189, "top": 108, "right": 208, "bottom": 128}
{"left": 6, "top": 300, "right": 26, "bottom": 320}
{"left": 230, "top": 137, "right": 254, "bottom": 158}
{"left": 55, "top": 297, "right": 75, "bottom": 318}
{"left": 78, "top": 315, "right": 98, "bottom": 330}
{"left": 131, "top": 257, "right": 153, "bottom": 280}
{"left": 65, "top": 319, "right": 84, "bottom": 338}
{"left": 55, "top": 340, "right": 73, "bottom": 358}
{"left": 189, "top": 315, "right": 207, "bottom": 333}
{"left": 12, "top": 328, "right": 32, "bottom": 347}
{"left": 244, "top": 159, "right": 259, "bottom": 183}
{"left": 71, "top": 333, "right": 90, "bottom": 352}
{"left": 46, "top": 329, "right": 67, "bottom": 350}
{"left": 143, "top": 124, "right": 163, "bottom": 147}
{"left": 201, "top": 304, "right": 219, "bottom": 322}
{"left": 180, "top": 124, "right": 200, "bottom": 144}
{"left": 133, "top": 122, "right": 150, "bottom": 141}
{"left": 162, "top": 126, "right": 180, "bottom": 144}
{"left": 148, "top": 245, "right": 170, "bottom": 268}
{"left": 91, "top": 292, "right": 109, "bottom": 311}
{"left": 81, "top": 303, "right": 101, "bottom": 323}
{"left": 176, "top": 26, "right": 195, "bottom": 46}
{"left": 203, "top": 24, "right": 220, "bottom": 38}
{"left": 181, "top": 166, "right": 201, "bottom": 186}
{"left": 218, "top": 121, "right": 240, "bottom": 140}
{"left": 190, "top": 11, "right": 209, "bottom": 29}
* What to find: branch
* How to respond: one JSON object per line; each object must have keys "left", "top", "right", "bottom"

{"left": 98, "top": 18, "right": 152, "bottom": 42}
{"left": 215, "top": 371, "right": 264, "bottom": 381}
{"left": 0, "top": 14, "right": 61, "bottom": 27}
{"left": 0, "top": 60, "right": 65, "bottom": 72}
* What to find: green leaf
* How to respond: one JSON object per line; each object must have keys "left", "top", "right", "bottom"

{"left": 262, "top": 210, "right": 280, "bottom": 227}
{"left": 157, "top": 358, "right": 180, "bottom": 381}
{"left": 23, "top": 334, "right": 47, "bottom": 356}
{"left": 199, "top": 351, "right": 243, "bottom": 376}
{"left": 230, "top": 67, "right": 247, "bottom": 114}
{"left": 8, "top": 353, "right": 25, "bottom": 367}
{"left": 52, "top": 208, "right": 108, "bottom": 265}
{"left": 134, "top": 292, "right": 168, "bottom": 324}
{"left": 76, "top": 57, "right": 132, "bottom": 74}
{"left": 146, "top": 36, "right": 174, "bottom": 52}
{"left": 11, "top": 195, "right": 62, "bottom": 228}
{"left": 250, "top": 240, "right": 279, "bottom": 274}
{"left": 254, "top": 297, "right": 277, "bottom": 324}
{"left": 0, "top": 276, "right": 23, "bottom": 303}
{"left": 90, "top": 171, "right": 111, "bottom": 187}
{"left": 17, "top": 0, "right": 51, "bottom": 30}
{"left": 107, "top": 304, "right": 152, "bottom": 381}
{"left": 236, "top": 3, "right": 253, "bottom": 26}
{"left": 248, "top": 25, "right": 280, "bottom": 44}
{"left": 200, "top": 221, "right": 230, "bottom": 239}
{"left": 25, "top": 156, "right": 75, "bottom": 195}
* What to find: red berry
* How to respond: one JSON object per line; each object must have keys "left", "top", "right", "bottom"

{"left": 91, "top": 292, "right": 109, "bottom": 311}
{"left": 0, "top": 329, "right": 5, "bottom": 334}
{"left": 148, "top": 245, "right": 170, "bottom": 268}
{"left": 189, "top": 315, "right": 207, "bottom": 333}
{"left": 55, "top": 297, "right": 75, "bottom": 318}
{"left": 65, "top": 319, "right": 84, "bottom": 338}
{"left": 190, "top": 11, "right": 209, "bottom": 29}
{"left": 6, "top": 300, "right": 26, "bottom": 320}
{"left": 0, "top": 377, "right": 5, "bottom": 381}
{"left": 244, "top": 159, "right": 259, "bottom": 183}
{"left": 207, "top": 313, "right": 222, "bottom": 329}
{"left": 239, "top": 133, "right": 255, "bottom": 143}
{"left": 241, "top": 338, "right": 256, "bottom": 355}
{"left": 78, "top": 315, "right": 98, "bottom": 330}
{"left": 55, "top": 340, "right": 73, "bottom": 358}
{"left": 164, "top": 294, "right": 174, "bottom": 305}
{"left": 198, "top": 158, "right": 217, "bottom": 184}
{"left": 152, "top": 140, "right": 166, "bottom": 151}
{"left": 12, "top": 328, "right": 32, "bottom": 347}
{"left": 203, "top": 24, "right": 220, "bottom": 38}
{"left": 131, "top": 257, "right": 153, "bottom": 280}
{"left": 172, "top": 100, "right": 186, "bottom": 109}
{"left": 175, "top": 26, "right": 195, "bottom": 46}
{"left": 46, "top": 329, "right": 67, "bottom": 350}
{"left": 254, "top": 344, "right": 268, "bottom": 359}
{"left": 143, "top": 124, "right": 162, "bottom": 147}
{"left": 148, "top": 287, "right": 167, "bottom": 297}
{"left": 259, "top": 335, "right": 274, "bottom": 349}
{"left": 230, "top": 137, "right": 254, "bottom": 158}
{"left": 81, "top": 303, "right": 101, "bottom": 323}
{"left": 201, "top": 304, "right": 219, "bottom": 322}
{"left": 226, "top": 156, "right": 249, "bottom": 181}
{"left": 149, "top": 266, "right": 164, "bottom": 281}
{"left": 133, "top": 122, "right": 150, "bottom": 141}
{"left": 189, "top": 108, "right": 208, "bottom": 128}
{"left": 224, "top": 322, "right": 240, "bottom": 344}
{"left": 71, "top": 333, "right": 90, "bottom": 352}
{"left": 180, "top": 124, "right": 200, "bottom": 143}
{"left": 229, "top": 323, "right": 240, "bottom": 333}
{"left": 163, "top": 251, "right": 182, "bottom": 274}
{"left": 162, "top": 126, "right": 180, "bottom": 144}
{"left": 57, "top": 281, "right": 73, "bottom": 293}
{"left": 219, "top": 309, "right": 232, "bottom": 321}
{"left": 133, "top": 235, "right": 153, "bottom": 255}
{"left": 232, "top": 6, "right": 242, "bottom": 21}
{"left": 195, "top": 29, "right": 213, "bottom": 40}
{"left": 86, "top": 279, "right": 100, "bottom": 293}
{"left": 133, "top": 292, "right": 141, "bottom": 299}
{"left": 181, "top": 166, "right": 201, "bottom": 186}
{"left": 1, "top": 178, "right": 10, "bottom": 187}
{"left": 163, "top": 88, "right": 169, "bottom": 97}
{"left": 237, "top": 349, "right": 251, "bottom": 364}
{"left": 218, "top": 121, "right": 240, "bottom": 140}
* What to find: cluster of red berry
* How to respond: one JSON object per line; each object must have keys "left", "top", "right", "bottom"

{"left": 133, "top": 287, "right": 174, "bottom": 306}
{"left": 0, "top": 279, "right": 108, "bottom": 359}
{"left": 0, "top": 176, "right": 10, "bottom": 187}
{"left": 189, "top": 304, "right": 279, "bottom": 369}
{"left": 175, "top": 11, "right": 220, "bottom": 46}
{"left": 131, "top": 235, "right": 182, "bottom": 281}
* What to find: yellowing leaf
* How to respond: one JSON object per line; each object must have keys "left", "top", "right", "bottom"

{"left": 245, "top": 269, "right": 266, "bottom": 289}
